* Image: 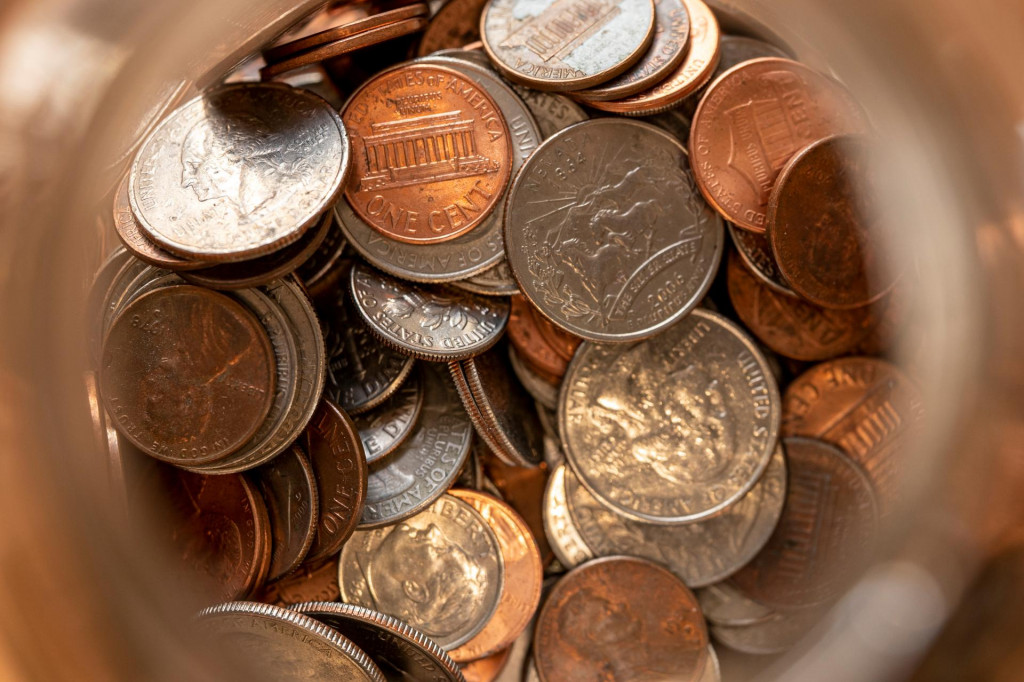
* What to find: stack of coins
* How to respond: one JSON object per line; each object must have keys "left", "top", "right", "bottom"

{"left": 88, "top": 1, "right": 926, "bottom": 679}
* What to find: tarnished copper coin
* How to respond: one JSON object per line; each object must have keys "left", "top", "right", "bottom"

{"left": 449, "top": 490, "right": 544, "bottom": 662}
{"left": 254, "top": 557, "right": 340, "bottom": 606}
{"left": 730, "top": 437, "right": 878, "bottom": 610}
{"left": 100, "top": 285, "right": 276, "bottom": 465}
{"left": 112, "top": 173, "right": 207, "bottom": 271}
{"left": 726, "top": 250, "right": 878, "bottom": 361}
{"left": 534, "top": 556, "right": 708, "bottom": 682}
{"left": 508, "top": 295, "right": 581, "bottom": 382}
{"left": 342, "top": 63, "right": 512, "bottom": 244}
{"left": 689, "top": 58, "right": 868, "bottom": 232}
{"left": 417, "top": 0, "right": 489, "bottom": 56}
{"left": 480, "top": 452, "right": 554, "bottom": 567}
{"left": 352, "top": 368, "right": 424, "bottom": 463}
{"left": 251, "top": 445, "right": 320, "bottom": 581}
{"left": 303, "top": 400, "right": 369, "bottom": 565}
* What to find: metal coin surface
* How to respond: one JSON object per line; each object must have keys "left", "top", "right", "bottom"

{"left": 340, "top": 493, "right": 505, "bottom": 649}
{"left": 255, "top": 557, "right": 340, "bottom": 606}
{"left": 417, "top": 0, "right": 489, "bottom": 56}
{"left": 481, "top": 0, "right": 657, "bottom": 92}
{"left": 342, "top": 63, "right": 512, "bottom": 244}
{"left": 130, "top": 83, "right": 350, "bottom": 261}
{"left": 505, "top": 118, "right": 724, "bottom": 342}
{"left": 699, "top": 645, "right": 721, "bottom": 682}
{"left": 353, "top": 369, "right": 425, "bottom": 464}
{"left": 449, "top": 490, "right": 544, "bottom": 662}
{"left": 451, "top": 259, "right": 521, "bottom": 297}
{"left": 542, "top": 464, "right": 593, "bottom": 569}
{"left": 696, "top": 581, "right": 774, "bottom": 627}
{"left": 508, "top": 295, "right": 581, "bottom": 382}
{"left": 508, "top": 345, "right": 559, "bottom": 411}
{"left": 195, "top": 601, "right": 386, "bottom": 682}
{"left": 481, "top": 452, "right": 554, "bottom": 568}
{"left": 726, "top": 250, "right": 878, "bottom": 361}
{"left": 730, "top": 437, "right": 878, "bottom": 610}
{"left": 461, "top": 647, "right": 511, "bottom": 682}
{"left": 534, "top": 556, "right": 708, "bottom": 682}
{"left": 112, "top": 173, "right": 206, "bottom": 270}
{"left": 689, "top": 58, "right": 869, "bottom": 233}
{"left": 297, "top": 213, "right": 350, "bottom": 298}
{"left": 101, "top": 285, "right": 275, "bottom": 465}
{"left": 769, "top": 135, "right": 896, "bottom": 309}
{"left": 714, "top": 34, "right": 791, "bottom": 74}
{"left": 728, "top": 221, "right": 795, "bottom": 296}
{"left": 565, "top": 443, "right": 787, "bottom": 588}
{"left": 350, "top": 263, "right": 510, "bottom": 361}
{"left": 303, "top": 400, "right": 369, "bottom": 565}
{"left": 709, "top": 607, "right": 820, "bottom": 655}
{"left": 644, "top": 109, "right": 692, "bottom": 144}
{"left": 560, "top": 309, "right": 781, "bottom": 523}
{"left": 361, "top": 362, "right": 474, "bottom": 527}
{"left": 293, "top": 601, "right": 466, "bottom": 682}
{"left": 251, "top": 445, "right": 320, "bottom": 581}
{"left": 508, "top": 84, "right": 588, "bottom": 140}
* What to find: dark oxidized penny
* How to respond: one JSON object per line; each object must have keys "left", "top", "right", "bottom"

{"left": 709, "top": 608, "right": 820, "bottom": 656}
{"left": 112, "top": 173, "right": 206, "bottom": 271}
{"left": 255, "top": 557, "right": 340, "bottom": 606}
{"left": 727, "top": 250, "right": 878, "bottom": 361}
{"left": 251, "top": 444, "right": 319, "bottom": 581}
{"left": 730, "top": 437, "right": 879, "bottom": 610}
{"left": 352, "top": 369, "right": 424, "bottom": 464}
{"left": 340, "top": 493, "right": 505, "bottom": 650}
{"left": 697, "top": 581, "right": 775, "bottom": 627}
{"left": 451, "top": 259, "right": 520, "bottom": 297}
{"left": 461, "top": 647, "right": 511, "bottom": 682}
{"left": 297, "top": 213, "right": 350, "bottom": 299}
{"left": 728, "top": 221, "right": 796, "bottom": 297}
{"left": 560, "top": 309, "right": 780, "bottom": 524}
{"left": 542, "top": 464, "right": 593, "bottom": 569}
{"left": 303, "top": 400, "right": 368, "bottom": 566}
{"left": 417, "top": 0, "right": 488, "bottom": 57}
{"left": 195, "top": 602, "right": 385, "bottom": 682}
{"left": 508, "top": 295, "right": 581, "bottom": 383}
{"left": 505, "top": 118, "right": 724, "bottom": 342}
{"left": 534, "top": 556, "right": 708, "bottom": 682}
{"left": 769, "top": 135, "right": 897, "bottom": 309}
{"left": 508, "top": 83, "right": 588, "bottom": 140}
{"left": 361, "top": 362, "right": 474, "bottom": 528}
{"left": 350, "top": 263, "right": 510, "bottom": 362}
{"left": 294, "top": 601, "right": 466, "bottom": 682}
{"left": 100, "top": 285, "right": 276, "bottom": 465}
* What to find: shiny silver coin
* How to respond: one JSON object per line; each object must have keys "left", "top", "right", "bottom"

{"left": 450, "top": 259, "right": 520, "bottom": 297}
{"left": 508, "top": 345, "right": 559, "bottom": 411}
{"left": 709, "top": 607, "right": 821, "bottom": 656}
{"left": 542, "top": 463, "right": 593, "bottom": 569}
{"left": 728, "top": 222, "right": 797, "bottom": 297}
{"left": 340, "top": 493, "right": 505, "bottom": 650}
{"left": 509, "top": 83, "right": 588, "bottom": 140}
{"left": 352, "top": 369, "right": 424, "bottom": 464}
{"left": 130, "top": 83, "right": 350, "bottom": 262}
{"left": 696, "top": 581, "right": 775, "bottom": 627}
{"left": 505, "top": 118, "right": 724, "bottom": 342}
{"left": 559, "top": 309, "right": 781, "bottom": 523}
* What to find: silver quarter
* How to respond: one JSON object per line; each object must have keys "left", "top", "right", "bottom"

{"left": 353, "top": 369, "right": 425, "bottom": 464}
{"left": 542, "top": 464, "right": 593, "bottom": 569}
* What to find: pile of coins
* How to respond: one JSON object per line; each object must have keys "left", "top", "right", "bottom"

{"left": 87, "top": 0, "right": 927, "bottom": 680}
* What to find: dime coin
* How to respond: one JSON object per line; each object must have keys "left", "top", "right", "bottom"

{"left": 689, "top": 58, "right": 869, "bottom": 233}
{"left": 130, "top": 83, "right": 350, "bottom": 261}
{"left": 507, "top": 295, "right": 581, "bottom": 382}
{"left": 449, "top": 490, "right": 544, "bottom": 662}
{"left": 508, "top": 84, "right": 588, "bottom": 140}
{"left": 417, "top": 0, "right": 489, "bottom": 56}
{"left": 709, "top": 606, "right": 821, "bottom": 655}
{"left": 560, "top": 309, "right": 780, "bottom": 523}
{"left": 534, "top": 556, "right": 708, "bottom": 682}
{"left": 195, "top": 601, "right": 386, "bottom": 681}
{"left": 293, "top": 601, "right": 466, "bottom": 682}
{"left": 340, "top": 493, "right": 505, "bottom": 649}
{"left": 361, "top": 362, "right": 474, "bottom": 527}
{"left": 255, "top": 557, "right": 340, "bottom": 606}
{"left": 112, "top": 173, "right": 207, "bottom": 270}
{"left": 251, "top": 444, "right": 319, "bottom": 581}
{"left": 728, "top": 221, "right": 795, "bottom": 296}
{"left": 565, "top": 443, "right": 787, "bottom": 587}
{"left": 101, "top": 285, "right": 276, "bottom": 465}
{"left": 303, "top": 400, "right": 369, "bottom": 565}
{"left": 508, "top": 345, "right": 559, "bottom": 410}
{"left": 730, "top": 437, "right": 878, "bottom": 610}
{"left": 353, "top": 369, "right": 425, "bottom": 463}
{"left": 726, "top": 250, "right": 878, "bottom": 361}
{"left": 451, "top": 259, "right": 521, "bottom": 297}
{"left": 769, "top": 135, "right": 897, "bottom": 309}
{"left": 505, "top": 118, "right": 724, "bottom": 342}
{"left": 350, "top": 263, "right": 510, "bottom": 361}
{"left": 696, "top": 581, "right": 774, "bottom": 627}
{"left": 342, "top": 63, "right": 512, "bottom": 244}
{"left": 481, "top": 0, "right": 657, "bottom": 92}
{"left": 461, "top": 647, "right": 511, "bottom": 682}
{"left": 542, "top": 464, "right": 593, "bottom": 568}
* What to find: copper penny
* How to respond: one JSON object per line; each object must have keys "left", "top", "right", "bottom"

{"left": 781, "top": 357, "right": 923, "bottom": 506}
{"left": 342, "top": 63, "right": 512, "bottom": 244}
{"left": 303, "top": 399, "right": 369, "bottom": 565}
{"left": 111, "top": 173, "right": 207, "bottom": 271}
{"left": 507, "top": 295, "right": 581, "bottom": 382}
{"left": 449, "top": 490, "right": 544, "bottom": 662}
{"left": 255, "top": 556, "right": 341, "bottom": 606}
{"left": 481, "top": 453, "right": 554, "bottom": 567}
{"left": 689, "top": 57, "right": 869, "bottom": 232}
{"left": 730, "top": 437, "right": 879, "bottom": 610}
{"left": 726, "top": 250, "right": 878, "bottom": 361}
{"left": 251, "top": 444, "right": 320, "bottom": 581}
{"left": 534, "top": 556, "right": 708, "bottom": 682}
{"left": 100, "top": 285, "right": 276, "bottom": 466}
{"left": 461, "top": 647, "right": 511, "bottom": 682}
{"left": 417, "top": 0, "right": 489, "bottom": 57}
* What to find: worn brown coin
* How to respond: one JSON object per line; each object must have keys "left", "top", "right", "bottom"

{"left": 342, "top": 63, "right": 512, "bottom": 244}
{"left": 542, "top": 464, "right": 594, "bottom": 570}
{"left": 352, "top": 368, "right": 424, "bottom": 463}
{"left": 728, "top": 221, "right": 795, "bottom": 297}
{"left": 251, "top": 444, "right": 320, "bottom": 581}
{"left": 303, "top": 400, "right": 369, "bottom": 566}
{"left": 112, "top": 173, "right": 207, "bottom": 271}
{"left": 508, "top": 295, "right": 581, "bottom": 382}
{"left": 293, "top": 601, "right": 466, "bottom": 682}
{"left": 689, "top": 58, "right": 869, "bottom": 233}
{"left": 727, "top": 250, "right": 878, "bottom": 361}
{"left": 534, "top": 556, "right": 708, "bottom": 682}
{"left": 730, "top": 437, "right": 878, "bottom": 610}
{"left": 417, "top": 0, "right": 489, "bottom": 56}
{"left": 254, "top": 557, "right": 340, "bottom": 606}
{"left": 461, "top": 647, "right": 512, "bottom": 682}
{"left": 100, "top": 285, "right": 276, "bottom": 465}
{"left": 481, "top": 0, "right": 656, "bottom": 92}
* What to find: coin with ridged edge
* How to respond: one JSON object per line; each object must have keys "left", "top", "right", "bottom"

{"left": 542, "top": 464, "right": 593, "bottom": 569}
{"left": 250, "top": 444, "right": 319, "bottom": 582}
{"left": 353, "top": 368, "right": 424, "bottom": 464}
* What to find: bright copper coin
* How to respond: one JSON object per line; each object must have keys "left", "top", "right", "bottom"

{"left": 449, "top": 490, "right": 544, "bottom": 663}
{"left": 100, "top": 285, "right": 276, "bottom": 466}
{"left": 342, "top": 63, "right": 512, "bottom": 244}
{"left": 730, "top": 437, "right": 879, "bottom": 610}
{"left": 782, "top": 357, "right": 923, "bottom": 506}
{"left": 507, "top": 295, "right": 581, "bottom": 382}
{"left": 250, "top": 444, "right": 319, "bottom": 581}
{"left": 726, "top": 250, "right": 878, "bottom": 361}
{"left": 461, "top": 647, "right": 511, "bottom": 682}
{"left": 254, "top": 556, "right": 341, "bottom": 606}
{"left": 534, "top": 556, "right": 708, "bottom": 682}
{"left": 769, "top": 135, "right": 896, "bottom": 309}
{"left": 416, "top": 0, "right": 489, "bottom": 57}
{"left": 112, "top": 173, "right": 207, "bottom": 271}
{"left": 689, "top": 57, "right": 869, "bottom": 232}
{"left": 303, "top": 400, "right": 369, "bottom": 565}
